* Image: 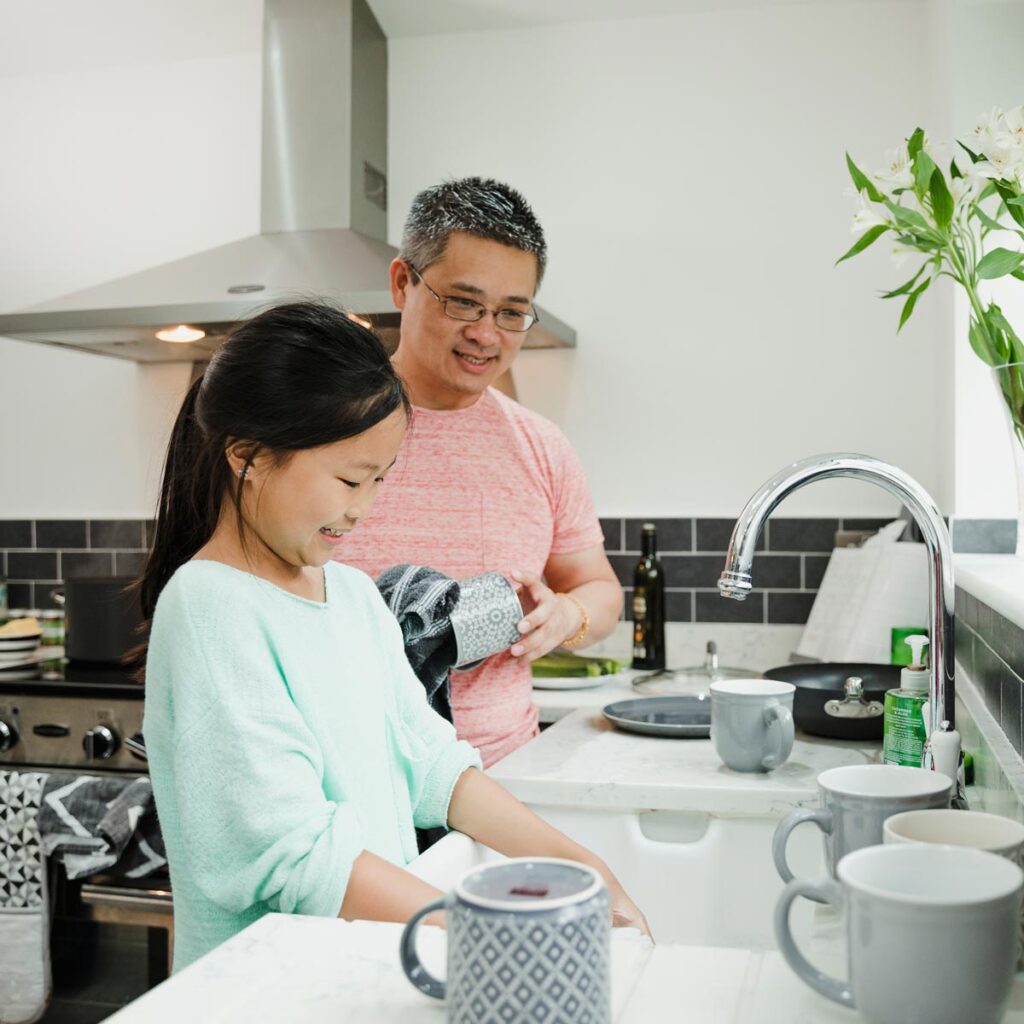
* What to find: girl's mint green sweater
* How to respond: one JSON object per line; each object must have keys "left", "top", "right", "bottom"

{"left": 143, "top": 560, "right": 481, "bottom": 971}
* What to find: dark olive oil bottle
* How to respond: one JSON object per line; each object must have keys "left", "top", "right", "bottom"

{"left": 631, "top": 523, "right": 666, "bottom": 670}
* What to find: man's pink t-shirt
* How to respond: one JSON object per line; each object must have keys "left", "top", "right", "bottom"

{"left": 336, "top": 388, "right": 604, "bottom": 767}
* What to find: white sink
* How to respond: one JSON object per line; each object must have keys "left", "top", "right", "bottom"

{"left": 409, "top": 804, "right": 822, "bottom": 949}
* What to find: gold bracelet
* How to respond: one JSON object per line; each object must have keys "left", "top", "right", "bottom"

{"left": 559, "top": 592, "right": 590, "bottom": 649}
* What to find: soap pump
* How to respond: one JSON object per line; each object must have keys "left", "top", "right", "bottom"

{"left": 882, "top": 635, "right": 930, "bottom": 767}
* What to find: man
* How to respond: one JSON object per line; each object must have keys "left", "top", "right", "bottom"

{"left": 339, "top": 177, "right": 622, "bottom": 767}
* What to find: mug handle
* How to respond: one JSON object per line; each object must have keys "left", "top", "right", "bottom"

{"left": 774, "top": 876, "right": 854, "bottom": 1009}
{"left": 772, "top": 807, "right": 833, "bottom": 893}
{"left": 761, "top": 702, "right": 794, "bottom": 770}
{"left": 399, "top": 897, "right": 447, "bottom": 1000}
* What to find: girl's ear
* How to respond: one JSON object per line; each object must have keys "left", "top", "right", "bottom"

{"left": 224, "top": 440, "right": 258, "bottom": 480}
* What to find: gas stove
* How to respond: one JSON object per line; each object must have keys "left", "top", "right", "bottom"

{"left": 0, "top": 658, "right": 145, "bottom": 773}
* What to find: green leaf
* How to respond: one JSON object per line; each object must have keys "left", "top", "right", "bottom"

{"left": 987, "top": 304, "right": 1024, "bottom": 364}
{"left": 977, "top": 247, "right": 1024, "bottom": 279}
{"left": 885, "top": 200, "right": 933, "bottom": 235}
{"left": 880, "top": 263, "right": 929, "bottom": 299}
{"left": 950, "top": 159, "right": 963, "bottom": 180}
{"left": 836, "top": 224, "right": 889, "bottom": 265}
{"left": 994, "top": 182, "right": 1024, "bottom": 228}
{"left": 929, "top": 166, "right": 954, "bottom": 229}
{"left": 1013, "top": 268, "right": 1024, "bottom": 281}
{"left": 958, "top": 141, "right": 982, "bottom": 164}
{"left": 846, "top": 153, "right": 884, "bottom": 203}
{"left": 907, "top": 128, "right": 925, "bottom": 161}
{"left": 897, "top": 278, "right": 931, "bottom": 332}
{"left": 968, "top": 318, "right": 999, "bottom": 366}
{"left": 1006, "top": 195, "right": 1024, "bottom": 208}
{"left": 975, "top": 205, "right": 1007, "bottom": 233}
{"left": 913, "top": 150, "right": 935, "bottom": 196}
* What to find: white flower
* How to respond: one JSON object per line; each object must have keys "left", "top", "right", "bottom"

{"left": 970, "top": 107, "right": 1004, "bottom": 157}
{"left": 851, "top": 195, "right": 889, "bottom": 233}
{"left": 995, "top": 105, "right": 1024, "bottom": 149}
{"left": 889, "top": 241, "right": 917, "bottom": 268}
{"left": 875, "top": 147, "right": 914, "bottom": 192}
{"left": 921, "top": 130, "right": 945, "bottom": 164}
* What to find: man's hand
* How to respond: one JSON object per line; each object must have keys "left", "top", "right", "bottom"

{"left": 507, "top": 570, "right": 581, "bottom": 661}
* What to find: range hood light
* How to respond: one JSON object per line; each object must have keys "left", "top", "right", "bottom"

{"left": 156, "top": 325, "right": 206, "bottom": 343}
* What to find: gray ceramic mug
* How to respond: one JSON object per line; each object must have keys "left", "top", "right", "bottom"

{"left": 884, "top": 808, "right": 1024, "bottom": 970}
{"left": 709, "top": 680, "right": 795, "bottom": 772}
{"left": 775, "top": 843, "right": 1023, "bottom": 1024}
{"left": 449, "top": 572, "right": 524, "bottom": 669}
{"left": 773, "top": 763, "right": 952, "bottom": 888}
{"left": 400, "top": 858, "right": 611, "bottom": 1024}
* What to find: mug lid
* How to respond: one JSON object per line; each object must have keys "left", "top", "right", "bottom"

{"left": 456, "top": 857, "right": 604, "bottom": 912}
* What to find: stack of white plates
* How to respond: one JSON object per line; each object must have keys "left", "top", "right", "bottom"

{"left": 0, "top": 625, "right": 44, "bottom": 680}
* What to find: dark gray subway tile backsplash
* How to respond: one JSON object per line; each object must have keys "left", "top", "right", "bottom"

{"left": 955, "top": 584, "right": 1024, "bottom": 757}
{"left": 0, "top": 517, "right": 1017, "bottom": 628}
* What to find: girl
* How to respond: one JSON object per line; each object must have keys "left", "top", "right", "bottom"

{"left": 140, "top": 301, "right": 649, "bottom": 970}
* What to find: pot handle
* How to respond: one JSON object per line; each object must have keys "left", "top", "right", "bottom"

{"left": 49, "top": 588, "right": 65, "bottom": 607}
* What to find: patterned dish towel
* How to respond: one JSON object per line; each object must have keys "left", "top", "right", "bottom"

{"left": 37, "top": 774, "right": 166, "bottom": 881}
{"left": 0, "top": 769, "right": 50, "bottom": 1024}
{"left": 375, "top": 565, "right": 461, "bottom": 854}
{"left": 375, "top": 564, "right": 461, "bottom": 723}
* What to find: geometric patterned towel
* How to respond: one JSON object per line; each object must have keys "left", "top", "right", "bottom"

{"left": 38, "top": 774, "right": 166, "bottom": 881}
{"left": 375, "top": 564, "right": 460, "bottom": 722}
{"left": 0, "top": 769, "right": 50, "bottom": 1024}
{"left": 374, "top": 564, "right": 461, "bottom": 857}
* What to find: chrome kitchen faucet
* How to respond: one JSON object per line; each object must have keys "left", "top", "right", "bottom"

{"left": 717, "top": 453, "right": 955, "bottom": 755}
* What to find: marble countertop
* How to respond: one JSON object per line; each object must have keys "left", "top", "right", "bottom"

{"left": 532, "top": 621, "right": 803, "bottom": 724}
{"left": 955, "top": 553, "right": 1024, "bottom": 630}
{"left": 104, "top": 913, "right": 653, "bottom": 1024}
{"left": 105, "top": 903, "right": 1024, "bottom": 1023}
{"left": 490, "top": 706, "right": 879, "bottom": 816}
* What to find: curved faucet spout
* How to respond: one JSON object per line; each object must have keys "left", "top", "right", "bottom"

{"left": 717, "top": 453, "right": 955, "bottom": 740}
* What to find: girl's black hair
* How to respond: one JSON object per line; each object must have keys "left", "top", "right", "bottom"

{"left": 138, "top": 301, "right": 409, "bottom": 625}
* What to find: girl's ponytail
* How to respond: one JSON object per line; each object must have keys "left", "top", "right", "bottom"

{"left": 139, "top": 374, "right": 226, "bottom": 621}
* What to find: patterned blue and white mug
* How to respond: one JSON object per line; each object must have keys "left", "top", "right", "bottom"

{"left": 400, "top": 858, "right": 611, "bottom": 1024}
{"left": 449, "top": 572, "right": 523, "bottom": 669}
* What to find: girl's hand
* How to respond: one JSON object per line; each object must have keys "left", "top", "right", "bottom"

{"left": 508, "top": 570, "right": 582, "bottom": 661}
{"left": 610, "top": 886, "right": 653, "bottom": 940}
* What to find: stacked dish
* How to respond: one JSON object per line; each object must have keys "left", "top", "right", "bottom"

{"left": 0, "top": 617, "right": 44, "bottom": 680}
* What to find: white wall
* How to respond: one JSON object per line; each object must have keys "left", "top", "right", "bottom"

{"left": 2, "top": 0, "right": 1018, "bottom": 521}
{"left": 389, "top": 0, "right": 949, "bottom": 516}
{"left": 0, "top": 0, "right": 263, "bottom": 517}
{"left": 948, "top": 0, "right": 1024, "bottom": 517}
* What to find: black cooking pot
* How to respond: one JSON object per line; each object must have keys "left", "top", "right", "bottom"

{"left": 762, "top": 662, "right": 902, "bottom": 741}
{"left": 51, "top": 577, "right": 143, "bottom": 664}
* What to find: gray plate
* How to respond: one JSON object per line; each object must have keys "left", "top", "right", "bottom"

{"left": 602, "top": 696, "right": 711, "bottom": 738}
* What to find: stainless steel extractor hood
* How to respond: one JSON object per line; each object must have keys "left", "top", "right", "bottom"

{"left": 0, "top": 0, "right": 575, "bottom": 362}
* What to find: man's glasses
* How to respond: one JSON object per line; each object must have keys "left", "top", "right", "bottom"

{"left": 408, "top": 264, "right": 538, "bottom": 333}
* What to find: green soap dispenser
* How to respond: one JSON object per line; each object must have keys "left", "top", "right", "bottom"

{"left": 883, "top": 634, "right": 929, "bottom": 766}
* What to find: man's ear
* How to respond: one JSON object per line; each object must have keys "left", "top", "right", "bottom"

{"left": 390, "top": 257, "right": 412, "bottom": 310}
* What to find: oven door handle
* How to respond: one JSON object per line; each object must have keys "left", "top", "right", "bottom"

{"left": 33, "top": 723, "right": 71, "bottom": 738}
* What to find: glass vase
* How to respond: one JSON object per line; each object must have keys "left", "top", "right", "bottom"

{"left": 991, "top": 361, "right": 1024, "bottom": 558}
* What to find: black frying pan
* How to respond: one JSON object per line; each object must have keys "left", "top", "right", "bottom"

{"left": 762, "top": 663, "right": 902, "bottom": 740}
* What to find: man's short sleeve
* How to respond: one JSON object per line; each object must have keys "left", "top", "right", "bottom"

{"left": 544, "top": 427, "right": 604, "bottom": 556}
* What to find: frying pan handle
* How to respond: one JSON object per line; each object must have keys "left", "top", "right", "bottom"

{"left": 772, "top": 807, "right": 833, "bottom": 887}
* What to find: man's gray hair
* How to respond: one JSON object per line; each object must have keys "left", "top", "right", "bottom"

{"left": 399, "top": 177, "right": 547, "bottom": 286}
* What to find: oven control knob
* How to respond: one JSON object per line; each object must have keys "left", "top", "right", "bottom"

{"left": 0, "top": 719, "right": 18, "bottom": 753}
{"left": 83, "top": 725, "right": 120, "bottom": 760}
